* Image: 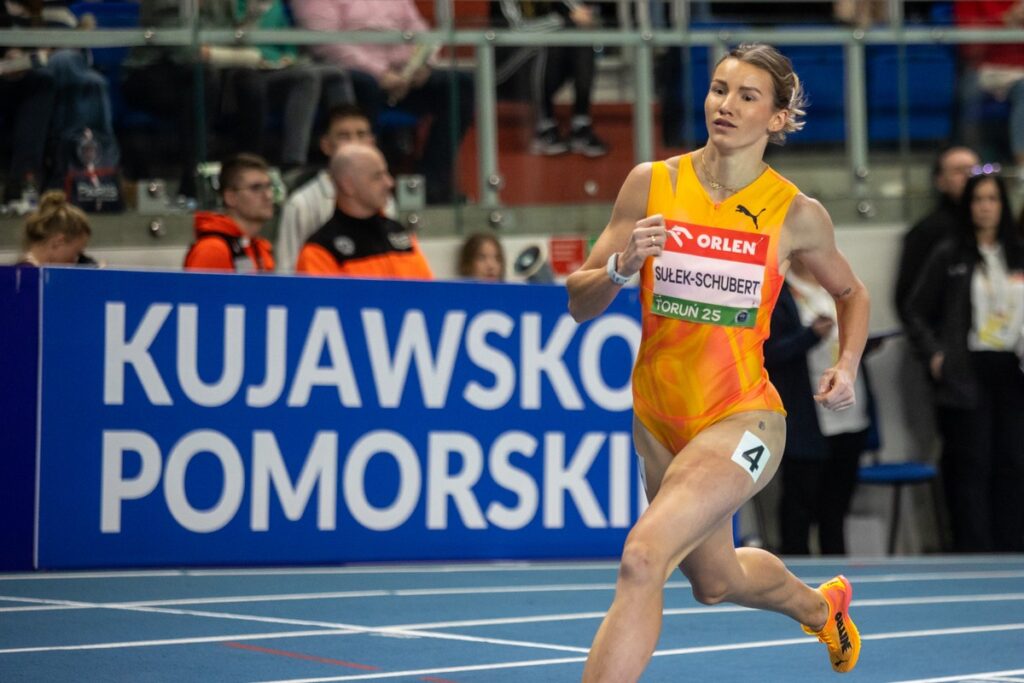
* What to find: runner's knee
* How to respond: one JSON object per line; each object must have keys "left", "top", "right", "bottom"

{"left": 618, "top": 537, "right": 664, "bottom": 587}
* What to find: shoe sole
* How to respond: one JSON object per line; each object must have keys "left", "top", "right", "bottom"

{"left": 570, "top": 144, "right": 609, "bottom": 158}
{"left": 530, "top": 144, "right": 568, "bottom": 156}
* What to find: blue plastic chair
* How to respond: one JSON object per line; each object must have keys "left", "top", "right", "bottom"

{"left": 858, "top": 459, "right": 938, "bottom": 554}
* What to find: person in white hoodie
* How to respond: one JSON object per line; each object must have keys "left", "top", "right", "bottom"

{"left": 275, "top": 105, "right": 397, "bottom": 273}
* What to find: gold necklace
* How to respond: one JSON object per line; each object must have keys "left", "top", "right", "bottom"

{"left": 698, "top": 149, "right": 738, "bottom": 195}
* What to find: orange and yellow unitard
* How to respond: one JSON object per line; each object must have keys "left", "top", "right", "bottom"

{"left": 633, "top": 154, "right": 799, "bottom": 454}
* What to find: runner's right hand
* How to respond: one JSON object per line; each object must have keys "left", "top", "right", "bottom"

{"left": 618, "top": 214, "right": 666, "bottom": 278}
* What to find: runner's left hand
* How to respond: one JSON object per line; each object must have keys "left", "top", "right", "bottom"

{"left": 814, "top": 366, "right": 855, "bottom": 411}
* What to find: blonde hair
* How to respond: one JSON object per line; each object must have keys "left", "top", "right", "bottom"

{"left": 23, "top": 191, "right": 92, "bottom": 251}
{"left": 719, "top": 43, "right": 807, "bottom": 145}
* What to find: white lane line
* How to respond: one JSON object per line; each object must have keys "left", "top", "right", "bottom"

{"left": 388, "top": 593, "right": 1024, "bottom": 631}
{"left": 247, "top": 622, "right": 1024, "bottom": 683}
{"left": 254, "top": 656, "right": 590, "bottom": 683}
{"left": 0, "top": 583, "right": 625, "bottom": 611}
{"left": 0, "top": 629, "right": 353, "bottom": 654}
{"left": 891, "top": 668, "right": 1024, "bottom": 683}
{"left": 4, "top": 570, "right": 1024, "bottom": 613}
{"left": 0, "top": 598, "right": 587, "bottom": 656}
{"left": 0, "top": 563, "right": 619, "bottom": 581}
{"left": 1, "top": 555, "right": 1020, "bottom": 581}
{"left": 853, "top": 593, "right": 1024, "bottom": 608}
{"left": 5, "top": 593, "right": 1024, "bottom": 658}
{"left": 0, "top": 570, "right": 186, "bottom": 581}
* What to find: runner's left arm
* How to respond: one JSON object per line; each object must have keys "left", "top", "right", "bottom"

{"left": 783, "top": 195, "right": 870, "bottom": 411}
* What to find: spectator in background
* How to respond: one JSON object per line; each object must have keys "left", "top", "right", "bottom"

{"left": 122, "top": 0, "right": 220, "bottom": 199}
{"left": 228, "top": 0, "right": 355, "bottom": 177}
{"left": 457, "top": 232, "right": 505, "bottom": 281}
{"left": 276, "top": 105, "right": 393, "bottom": 273}
{"left": 123, "top": 0, "right": 352, "bottom": 197}
{"left": 17, "top": 190, "right": 91, "bottom": 266}
{"left": 955, "top": 1, "right": 1024, "bottom": 180}
{"left": 0, "top": 2, "right": 55, "bottom": 204}
{"left": 894, "top": 146, "right": 981, "bottom": 322}
{"left": 904, "top": 172, "right": 1024, "bottom": 552}
{"left": 184, "top": 154, "right": 275, "bottom": 273}
{"left": 296, "top": 144, "right": 432, "bottom": 278}
{"left": 764, "top": 257, "right": 872, "bottom": 556}
{"left": 833, "top": 0, "right": 889, "bottom": 28}
{"left": 495, "top": 1, "right": 608, "bottom": 157}
{"left": 291, "top": 0, "right": 475, "bottom": 204}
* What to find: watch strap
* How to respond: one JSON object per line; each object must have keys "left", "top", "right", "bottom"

{"left": 606, "top": 252, "right": 630, "bottom": 286}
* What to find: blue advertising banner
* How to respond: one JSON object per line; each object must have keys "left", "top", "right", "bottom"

{"left": 0, "top": 267, "right": 40, "bottom": 570}
{"left": 33, "top": 268, "right": 644, "bottom": 569}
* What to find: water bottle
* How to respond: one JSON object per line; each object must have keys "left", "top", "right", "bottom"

{"left": 21, "top": 173, "right": 38, "bottom": 210}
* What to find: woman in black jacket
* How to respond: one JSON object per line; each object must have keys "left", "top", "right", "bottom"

{"left": 905, "top": 172, "right": 1024, "bottom": 552}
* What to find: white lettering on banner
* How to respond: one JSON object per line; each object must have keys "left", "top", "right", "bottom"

{"left": 250, "top": 431, "right": 337, "bottom": 531}
{"left": 427, "top": 432, "right": 486, "bottom": 529}
{"left": 544, "top": 432, "right": 606, "bottom": 528}
{"left": 463, "top": 312, "right": 516, "bottom": 410}
{"left": 363, "top": 309, "right": 466, "bottom": 409}
{"left": 164, "top": 430, "right": 245, "bottom": 533}
{"left": 104, "top": 302, "right": 173, "bottom": 405}
{"left": 578, "top": 315, "right": 640, "bottom": 411}
{"left": 343, "top": 431, "right": 421, "bottom": 531}
{"left": 177, "top": 304, "right": 245, "bottom": 407}
{"left": 287, "top": 308, "right": 362, "bottom": 408}
{"left": 609, "top": 432, "right": 631, "bottom": 528}
{"left": 98, "top": 429, "right": 634, "bottom": 534}
{"left": 521, "top": 314, "right": 584, "bottom": 410}
{"left": 246, "top": 306, "right": 288, "bottom": 408}
{"left": 101, "top": 305, "right": 639, "bottom": 410}
{"left": 100, "top": 430, "right": 162, "bottom": 532}
{"left": 486, "top": 431, "right": 539, "bottom": 529}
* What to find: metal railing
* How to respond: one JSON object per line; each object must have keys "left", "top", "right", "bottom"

{"left": 1, "top": 1, "right": 1019, "bottom": 211}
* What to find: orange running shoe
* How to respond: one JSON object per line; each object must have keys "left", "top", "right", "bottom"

{"left": 802, "top": 574, "right": 860, "bottom": 673}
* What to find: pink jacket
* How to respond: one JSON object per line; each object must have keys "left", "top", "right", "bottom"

{"left": 291, "top": 0, "right": 430, "bottom": 80}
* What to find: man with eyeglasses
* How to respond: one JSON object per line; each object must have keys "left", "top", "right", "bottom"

{"left": 184, "top": 153, "right": 277, "bottom": 273}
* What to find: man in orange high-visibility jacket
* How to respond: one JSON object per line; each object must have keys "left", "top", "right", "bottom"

{"left": 296, "top": 144, "right": 432, "bottom": 279}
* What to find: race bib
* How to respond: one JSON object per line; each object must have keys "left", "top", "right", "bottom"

{"left": 651, "top": 220, "right": 769, "bottom": 328}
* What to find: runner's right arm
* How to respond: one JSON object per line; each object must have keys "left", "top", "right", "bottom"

{"left": 567, "top": 163, "right": 663, "bottom": 322}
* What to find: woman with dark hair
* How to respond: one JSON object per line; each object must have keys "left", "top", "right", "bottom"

{"left": 457, "top": 232, "right": 505, "bottom": 282}
{"left": 905, "top": 172, "right": 1024, "bottom": 553}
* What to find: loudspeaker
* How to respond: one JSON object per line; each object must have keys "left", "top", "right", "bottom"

{"left": 513, "top": 244, "right": 554, "bottom": 284}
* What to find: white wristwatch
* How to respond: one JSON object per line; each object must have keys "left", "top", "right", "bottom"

{"left": 606, "top": 252, "right": 631, "bottom": 286}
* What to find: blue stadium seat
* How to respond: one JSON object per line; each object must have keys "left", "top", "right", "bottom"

{"left": 68, "top": 2, "right": 140, "bottom": 70}
{"left": 676, "top": 40, "right": 957, "bottom": 145}
{"left": 866, "top": 45, "right": 956, "bottom": 142}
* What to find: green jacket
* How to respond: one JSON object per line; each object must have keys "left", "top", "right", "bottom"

{"left": 124, "top": 0, "right": 296, "bottom": 68}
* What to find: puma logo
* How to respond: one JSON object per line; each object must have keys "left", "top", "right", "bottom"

{"left": 736, "top": 205, "right": 766, "bottom": 230}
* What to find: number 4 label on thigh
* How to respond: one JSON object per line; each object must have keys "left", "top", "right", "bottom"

{"left": 730, "top": 430, "right": 771, "bottom": 483}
